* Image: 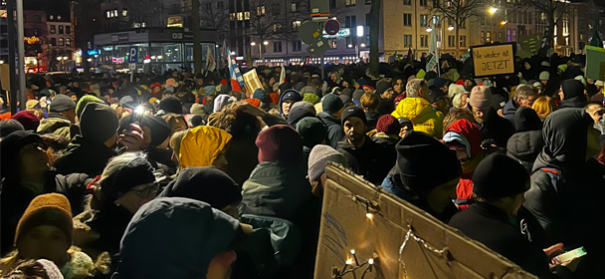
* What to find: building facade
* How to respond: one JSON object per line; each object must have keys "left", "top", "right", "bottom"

{"left": 46, "top": 12, "right": 73, "bottom": 71}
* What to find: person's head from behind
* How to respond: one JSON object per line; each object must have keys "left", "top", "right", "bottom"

{"left": 80, "top": 103, "right": 119, "bottom": 148}
{"left": 394, "top": 132, "right": 462, "bottom": 214}
{"left": 212, "top": 101, "right": 263, "bottom": 138}
{"left": 376, "top": 115, "right": 401, "bottom": 137}
{"left": 559, "top": 79, "right": 584, "bottom": 101}
{"left": 160, "top": 167, "right": 243, "bottom": 219}
{"left": 169, "top": 129, "right": 188, "bottom": 166}
{"left": 179, "top": 126, "right": 232, "bottom": 172}
{"left": 296, "top": 117, "right": 328, "bottom": 149}
{"left": 341, "top": 107, "right": 368, "bottom": 147}
{"left": 360, "top": 92, "right": 379, "bottom": 111}
{"left": 585, "top": 103, "right": 605, "bottom": 127}
{"left": 256, "top": 125, "right": 303, "bottom": 166}
{"left": 117, "top": 198, "right": 242, "bottom": 279}
{"left": 309, "top": 77, "right": 322, "bottom": 89}
{"left": 322, "top": 94, "right": 345, "bottom": 118}
{"left": 531, "top": 96, "right": 556, "bottom": 120}
{"left": 13, "top": 194, "right": 73, "bottom": 265}
{"left": 406, "top": 79, "right": 429, "bottom": 100}
{"left": 443, "top": 119, "right": 480, "bottom": 163}
{"left": 49, "top": 95, "right": 76, "bottom": 124}
{"left": 468, "top": 86, "right": 493, "bottom": 124}
{"left": 94, "top": 152, "right": 157, "bottom": 214}
{"left": 514, "top": 85, "right": 538, "bottom": 108}
{"left": 308, "top": 145, "right": 348, "bottom": 196}
{"left": 472, "top": 154, "right": 530, "bottom": 219}
{"left": 40, "top": 134, "right": 69, "bottom": 167}
{"left": 397, "top": 118, "right": 414, "bottom": 138}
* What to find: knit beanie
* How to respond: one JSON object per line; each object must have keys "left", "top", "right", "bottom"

{"left": 539, "top": 71, "right": 550, "bottom": 81}
{"left": 80, "top": 103, "right": 119, "bottom": 144}
{"left": 101, "top": 155, "right": 156, "bottom": 203}
{"left": 159, "top": 96, "right": 183, "bottom": 114}
{"left": 561, "top": 79, "right": 584, "bottom": 99}
{"left": 213, "top": 95, "right": 236, "bottom": 113}
{"left": 514, "top": 107, "right": 542, "bottom": 132}
{"left": 191, "top": 103, "right": 205, "bottom": 115}
{"left": 146, "top": 116, "right": 172, "bottom": 147}
{"left": 341, "top": 106, "right": 367, "bottom": 127}
{"left": 256, "top": 125, "right": 303, "bottom": 165}
{"left": 395, "top": 132, "right": 462, "bottom": 192}
{"left": 541, "top": 61, "right": 551, "bottom": 67}
{"left": 302, "top": 93, "right": 320, "bottom": 104}
{"left": 376, "top": 115, "right": 401, "bottom": 135}
{"left": 341, "top": 88, "right": 353, "bottom": 98}
{"left": 0, "top": 119, "right": 25, "bottom": 138}
{"left": 322, "top": 94, "right": 344, "bottom": 115}
{"left": 339, "top": 95, "right": 352, "bottom": 106}
{"left": 352, "top": 89, "right": 364, "bottom": 101}
{"left": 469, "top": 86, "right": 493, "bottom": 110}
{"left": 288, "top": 106, "right": 315, "bottom": 127}
{"left": 375, "top": 81, "right": 392, "bottom": 96}
{"left": 253, "top": 89, "right": 267, "bottom": 102}
{"left": 296, "top": 117, "right": 327, "bottom": 148}
{"left": 49, "top": 94, "right": 76, "bottom": 113}
{"left": 472, "top": 154, "right": 529, "bottom": 200}
{"left": 308, "top": 144, "right": 348, "bottom": 183}
{"left": 448, "top": 84, "right": 467, "bottom": 98}
{"left": 15, "top": 193, "right": 73, "bottom": 246}
{"left": 75, "top": 95, "right": 103, "bottom": 119}
{"left": 558, "top": 64, "right": 568, "bottom": 72}
{"left": 160, "top": 166, "right": 242, "bottom": 210}
{"left": 12, "top": 111, "right": 40, "bottom": 131}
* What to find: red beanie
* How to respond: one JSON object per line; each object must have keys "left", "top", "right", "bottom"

{"left": 376, "top": 115, "right": 401, "bottom": 135}
{"left": 220, "top": 79, "right": 228, "bottom": 85}
{"left": 12, "top": 111, "right": 40, "bottom": 131}
{"left": 256, "top": 125, "right": 303, "bottom": 164}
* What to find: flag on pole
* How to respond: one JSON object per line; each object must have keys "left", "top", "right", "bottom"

{"left": 589, "top": 18, "right": 603, "bottom": 48}
{"left": 228, "top": 47, "right": 244, "bottom": 92}
{"left": 426, "top": 28, "right": 440, "bottom": 75}
{"left": 220, "top": 38, "right": 227, "bottom": 68}
{"left": 279, "top": 66, "right": 286, "bottom": 84}
{"left": 206, "top": 46, "right": 216, "bottom": 72}
{"left": 406, "top": 47, "right": 413, "bottom": 64}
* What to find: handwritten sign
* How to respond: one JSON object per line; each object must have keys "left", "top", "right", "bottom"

{"left": 470, "top": 43, "right": 515, "bottom": 77}
{"left": 585, "top": 46, "right": 605, "bottom": 82}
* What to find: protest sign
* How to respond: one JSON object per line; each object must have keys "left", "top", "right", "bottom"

{"left": 0, "top": 64, "right": 9, "bottom": 91}
{"left": 585, "top": 46, "right": 605, "bottom": 81}
{"left": 470, "top": 43, "right": 515, "bottom": 77}
{"left": 314, "top": 164, "right": 537, "bottom": 279}
{"left": 520, "top": 35, "right": 542, "bottom": 54}
{"left": 243, "top": 68, "right": 264, "bottom": 94}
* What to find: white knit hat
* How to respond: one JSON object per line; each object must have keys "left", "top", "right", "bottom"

{"left": 539, "top": 71, "right": 550, "bottom": 81}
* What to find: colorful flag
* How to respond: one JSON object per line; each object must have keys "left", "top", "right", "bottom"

{"left": 279, "top": 66, "right": 286, "bottom": 84}
{"left": 426, "top": 28, "right": 440, "bottom": 75}
{"left": 406, "top": 47, "right": 413, "bottom": 64}
{"left": 227, "top": 47, "right": 244, "bottom": 92}
{"left": 206, "top": 46, "right": 216, "bottom": 72}
{"left": 220, "top": 38, "right": 227, "bottom": 68}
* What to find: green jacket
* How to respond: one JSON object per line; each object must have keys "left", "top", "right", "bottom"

{"left": 241, "top": 162, "right": 312, "bottom": 222}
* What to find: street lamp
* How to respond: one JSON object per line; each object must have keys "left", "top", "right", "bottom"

{"left": 250, "top": 42, "right": 256, "bottom": 46}
{"left": 263, "top": 41, "right": 268, "bottom": 46}
{"left": 448, "top": 25, "right": 454, "bottom": 31}
{"left": 488, "top": 7, "right": 498, "bottom": 42}
{"left": 488, "top": 7, "right": 498, "bottom": 15}
{"left": 360, "top": 43, "right": 366, "bottom": 48}
{"left": 426, "top": 27, "right": 433, "bottom": 32}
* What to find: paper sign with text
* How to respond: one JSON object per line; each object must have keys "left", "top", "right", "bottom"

{"left": 585, "top": 46, "right": 605, "bottom": 82}
{"left": 471, "top": 43, "right": 515, "bottom": 77}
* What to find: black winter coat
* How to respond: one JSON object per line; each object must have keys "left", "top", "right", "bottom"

{"left": 449, "top": 203, "right": 572, "bottom": 279}
{"left": 0, "top": 170, "right": 91, "bottom": 256}
{"left": 506, "top": 130, "right": 545, "bottom": 174}
{"left": 338, "top": 137, "right": 392, "bottom": 185}
{"left": 318, "top": 112, "right": 345, "bottom": 150}
{"left": 54, "top": 135, "right": 117, "bottom": 177}
{"left": 502, "top": 98, "right": 519, "bottom": 126}
{"left": 365, "top": 111, "right": 381, "bottom": 131}
{"left": 477, "top": 108, "right": 515, "bottom": 149}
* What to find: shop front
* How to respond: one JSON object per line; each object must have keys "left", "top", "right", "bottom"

{"left": 93, "top": 27, "right": 218, "bottom": 73}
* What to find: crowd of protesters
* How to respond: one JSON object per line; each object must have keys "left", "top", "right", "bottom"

{"left": 0, "top": 50, "right": 604, "bottom": 279}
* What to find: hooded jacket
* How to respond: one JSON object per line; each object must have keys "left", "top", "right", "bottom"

{"left": 278, "top": 89, "right": 303, "bottom": 116}
{"left": 559, "top": 79, "right": 587, "bottom": 109}
{"left": 524, "top": 109, "right": 605, "bottom": 257}
{"left": 338, "top": 137, "right": 392, "bottom": 185}
{"left": 317, "top": 112, "right": 345, "bottom": 150}
{"left": 241, "top": 162, "right": 313, "bottom": 224}
{"left": 54, "top": 135, "right": 118, "bottom": 177}
{"left": 178, "top": 126, "right": 232, "bottom": 170}
{"left": 37, "top": 112, "right": 72, "bottom": 138}
{"left": 477, "top": 108, "right": 515, "bottom": 149}
{"left": 501, "top": 98, "right": 520, "bottom": 126}
{"left": 506, "top": 107, "right": 545, "bottom": 174}
{"left": 391, "top": 97, "right": 444, "bottom": 138}
{"left": 444, "top": 119, "right": 484, "bottom": 179}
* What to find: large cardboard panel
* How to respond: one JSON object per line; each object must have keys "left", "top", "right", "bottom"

{"left": 470, "top": 43, "right": 516, "bottom": 77}
{"left": 243, "top": 69, "right": 263, "bottom": 95}
{"left": 314, "top": 164, "right": 537, "bottom": 279}
{"left": 585, "top": 46, "right": 605, "bottom": 82}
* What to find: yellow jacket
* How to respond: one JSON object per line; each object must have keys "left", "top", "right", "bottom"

{"left": 391, "top": 97, "right": 444, "bottom": 138}
{"left": 179, "top": 126, "right": 232, "bottom": 170}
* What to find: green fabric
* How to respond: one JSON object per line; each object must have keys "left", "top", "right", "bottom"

{"left": 76, "top": 96, "right": 103, "bottom": 119}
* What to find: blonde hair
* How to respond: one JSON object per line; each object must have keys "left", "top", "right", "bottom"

{"left": 360, "top": 92, "right": 380, "bottom": 110}
{"left": 452, "top": 93, "right": 469, "bottom": 109}
{"left": 406, "top": 79, "right": 426, "bottom": 98}
{"left": 532, "top": 96, "right": 556, "bottom": 119}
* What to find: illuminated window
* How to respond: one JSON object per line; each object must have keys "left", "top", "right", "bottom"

{"left": 460, "top": 36, "right": 466, "bottom": 47}
{"left": 66, "top": 38, "right": 71, "bottom": 46}
{"left": 403, "top": 35, "right": 412, "bottom": 47}
{"left": 58, "top": 38, "right": 64, "bottom": 46}
{"left": 420, "top": 35, "right": 428, "bottom": 47}
{"left": 122, "top": 9, "right": 128, "bottom": 17}
{"left": 50, "top": 25, "right": 56, "bottom": 34}
{"left": 420, "top": 14, "right": 428, "bottom": 27}
{"left": 273, "top": 23, "right": 282, "bottom": 32}
{"left": 229, "top": 13, "right": 236, "bottom": 21}
{"left": 291, "top": 2, "right": 297, "bottom": 12}
{"left": 256, "top": 6, "right": 265, "bottom": 16}
{"left": 244, "top": 11, "right": 250, "bottom": 20}
{"left": 292, "top": 21, "right": 301, "bottom": 30}
{"left": 345, "top": 0, "right": 356, "bottom": 6}
{"left": 237, "top": 12, "right": 243, "bottom": 21}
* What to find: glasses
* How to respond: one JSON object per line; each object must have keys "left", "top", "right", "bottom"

{"left": 130, "top": 182, "right": 159, "bottom": 198}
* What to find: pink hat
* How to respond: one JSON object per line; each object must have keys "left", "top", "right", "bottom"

{"left": 469, "top": 86, "right": 493, "bottom": 110}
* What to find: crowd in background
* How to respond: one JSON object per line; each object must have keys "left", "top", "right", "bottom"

{"left": 0, "top": 51, "right": 604, "bottom": 279}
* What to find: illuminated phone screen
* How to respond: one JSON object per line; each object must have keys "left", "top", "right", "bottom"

{"left": 555, "top": 247, "right": 587, "bottom": 263}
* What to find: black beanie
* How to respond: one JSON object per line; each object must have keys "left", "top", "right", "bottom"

{"left": 80, "top": 103, "right": 119, "bottom": 144}
{"left": 145, "top": 116, "right": 172, "bottom": 147}
{"left": 514, "top": 107, "right": 542, "bottom": 132}
{"left": 159, "top": 96, "right": 183, "bottom": 114}
{"left": 561, "top": 79, "right": 584, "bottom": 99}
{"left": 341, "top": 88, "right": 353, "bottom": 98}
{"left": 473, "top": 154, "right": 529, "bottom": 200}
{"left": 395, "top": 132, "right": 462, "bottom": 191}
{"left": 341, "top": 106, "right": 367, "bottom": 127}
{"left": 159, "top": 166, "right": 242, "bottom": 210}
{"left": 322, "top": 94, "right": 344, "bottom": 115}
{"left": 288, "top": 106, "right": 315, "bottom": 127}
{"left": 0, "top": 119, "right": 25, "bottom": 138}
{"left": 375, "top": 81, "right": 392, "bottom": 96}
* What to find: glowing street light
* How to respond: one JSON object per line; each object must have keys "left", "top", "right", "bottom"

{"left": 360, "top": 43, "right": 366, "bottom": 48}
{"left": 251, "top": 42, "right": 256, "bottom": 46}
{"left": 488, "top": 7, "right": 498, "bottom": 15}
{"left": 500, "top": 20, "right": 507, "bottom": 26}
{"left": 448, "top": 25, "right": 454, "bottom": 31}
{"left": 426, "top": 27, "right": 433, "bottom": 32}
{"left": 263, "top": 41, "right": 269, "bottom": 46}
{"left": 157, "top": 55, "right": 163, "bottom": 59}
{"left": 348, "top": 44, "right": 353, "bottom": 48}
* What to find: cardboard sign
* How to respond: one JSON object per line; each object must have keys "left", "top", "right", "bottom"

{"left": 0, "top": 64, "right": 9, "bottom": 92}
{"left": 585, "top": 46, "right": 605, "bottom": 81}
{"left": 470, "top": 43, "right": 515, "bottom": 77}
{"left": 243, "top": 69, "right": 263, "bottom": 94}
{"left": 314, "top": 164, "right": 537, "bottom": 279}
